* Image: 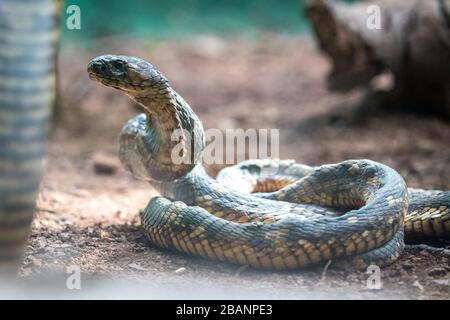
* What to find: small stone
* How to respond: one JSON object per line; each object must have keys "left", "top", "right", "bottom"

{"left": 387, "top": 268, "right": 403, "bottom": 277}
{"left": 174, "top": 267, "right": 186, "bottom": 274}
{"left": 128, "top": 263, "right": 148, "bottom": 271}
{"left": 412, "top": 280, "right": 424, "bottom": 292}
{"left": 402, "top": 261, "right": 414, "bottom": 271}
{"left": 346, "top": 274, "right": 359, "bottom": 282}
{"left": 133, "top": 246, "right": 146, "bottom": 253}
{"left": 59, "top": 233, "right": 71, "bottom": 241}
{"left": 92, "top": 153, "right": 119, "bottom": 175}
{"left": 428, "top": 267, "right": 447, "bottom": 277}
{"left": 77, "top": 240, "right": 86, "bottom": 247}
{"left": 99, "top": 230, "right": 108, "bottom": 239}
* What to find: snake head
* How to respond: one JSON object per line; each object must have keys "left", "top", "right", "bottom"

{"left": 87, "top": 55, "right": 169, "bottom": 94}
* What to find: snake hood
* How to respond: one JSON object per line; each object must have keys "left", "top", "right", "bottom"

{"left": 88, "top": 55, "right": 169, "bottom": 94}
{"left": 88, "top": 55, "right": 205, "bottom": 181}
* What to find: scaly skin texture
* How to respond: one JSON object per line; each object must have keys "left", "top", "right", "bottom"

{"left": 88, "top": 55, "right": 450, "bottom": 270}
{"left": 0, "top": 0, "right": 58, "bottom": 273}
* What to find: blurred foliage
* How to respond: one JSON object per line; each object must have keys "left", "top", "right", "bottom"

{"left": 61, "top": 0, "right": 340, "bottom": 41}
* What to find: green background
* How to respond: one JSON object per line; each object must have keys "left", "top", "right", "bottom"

{"left": 61, "top": 0, "right": 354, "bottom": 40}
{"left": 62, "top": 0, "right": 356, "bottom": 41}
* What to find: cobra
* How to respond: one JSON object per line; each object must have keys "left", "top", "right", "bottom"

{"left": 88, "top": 55, "right": 450, "bottom": 270}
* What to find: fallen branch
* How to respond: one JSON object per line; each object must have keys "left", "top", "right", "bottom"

{"left": 305, "top": 0, "right": 450, "bottom": 116}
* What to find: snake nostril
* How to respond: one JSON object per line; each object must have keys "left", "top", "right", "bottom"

{"left": 87, "top": 61, "right": 95, "bottom": 72}
{"left": 88, "top": 60, "right": 108, "bottom": 74}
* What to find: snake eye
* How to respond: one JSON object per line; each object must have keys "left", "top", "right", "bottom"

{"left": 112, "top": 60, "right": 126, "bottom": 73}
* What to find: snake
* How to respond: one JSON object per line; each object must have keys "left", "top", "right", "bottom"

{"left": 87, "top": 55, "right": 450, "bottom": 270}
{"left": 0, "top": 0, "right": 59, "bottom": 273}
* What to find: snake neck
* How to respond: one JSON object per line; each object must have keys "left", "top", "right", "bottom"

{"left": 120, "top": 88, "right": 206, "bottom": 181}
{"left": 133, "top": 89, "right": 186, "bottom": 162}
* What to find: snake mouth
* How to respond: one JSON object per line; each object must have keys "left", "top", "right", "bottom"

{"left": 87, "top": 64, "right": 111, "bottom": 87}
{"left": 87, "top": 71, "right": 100, "bottom": 82}
{"left": 88, "top": 69, "right": 152, "bottom": 94}
{"left": 87, "top": 71, "right": 141, "bottom": 93}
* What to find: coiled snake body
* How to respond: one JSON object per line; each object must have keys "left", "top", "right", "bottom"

{"left": 0, "top": 0, "right": 58, "bottom": 272}
{"left": 88, "top": 55, "right": 450, "bottom": 270}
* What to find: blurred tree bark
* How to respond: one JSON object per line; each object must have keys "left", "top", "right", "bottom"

{"left": 305, "top": 0, "right": 450, "bottom": 117}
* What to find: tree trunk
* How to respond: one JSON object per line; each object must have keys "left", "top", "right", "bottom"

{"left": 305, "top": 0, "right": 450, "bottom": 116}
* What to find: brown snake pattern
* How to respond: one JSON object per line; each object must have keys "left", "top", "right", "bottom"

{"left": 88, "top": 55, "right": 450, "bottom": 270}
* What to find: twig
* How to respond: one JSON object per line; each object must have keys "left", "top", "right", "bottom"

{"left": 321, "top": 260, "right": 332, "bottom": 281}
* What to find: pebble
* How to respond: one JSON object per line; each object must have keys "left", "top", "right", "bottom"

{"left": 402, "top": 261, "right": 414, "bottom": 271}
{"left": 346, "top": 274, "right": 359, "bottom": 282}
{"left": 128, "top": 263, "right": 148, "bottom": 271}
{"left": 92, "top": 153, "right": 119, "bottom": 175}
{"left": 428, "top": 267, "right": 447, "bottom": 277}
{"left": 99, "top": 230, "right": 108, "bottom": 239}
{"left": 174, "top": 267, "right": 187, "bottom": 274}
{"left": 77, "top": 240, "right": 87, "bottom": 247}
{"left": 412, "top": 280, "right": 424, "bottom": 292}
{"left": 387, "top": 268, "right": 403, "bottom": 277}
{"left": 59, "top": 232, "right": 71, "bottom": 241}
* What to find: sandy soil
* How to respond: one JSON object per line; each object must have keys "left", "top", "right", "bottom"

{"left": 16, "top": 35, "right": 450, "bottom": 299}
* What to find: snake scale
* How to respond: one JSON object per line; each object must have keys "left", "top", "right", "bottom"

{"left": 0, "top": 0, "right": 58, "bottom": 273}
{"left": 88, "top": 55, "right": 450, "bottom": 270}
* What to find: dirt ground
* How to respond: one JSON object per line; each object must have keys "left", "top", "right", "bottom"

{"left": 16, "top": 35, "right": 450, "bottom": 299}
